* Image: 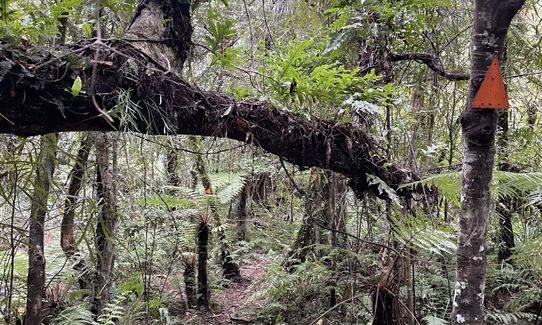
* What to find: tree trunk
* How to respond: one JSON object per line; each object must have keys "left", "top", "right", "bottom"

{"left": 252, "top": 172, "right": 273, "bottom": 208}
{"left": 166, "top": 149, "right": 180, "bottom": 188}
{"left": 91, "top": 132, "right": 118, "bottom": 315}
{"left": 189, "top": 136, "right": 241, "bottom": 281}
{"left": 196, "top": 217, "right": 211, "bottom": 310}
{"left": 284, "top": 169, "right": 321, "bottom": 269}
{"left": 451, "top": 1, "right": 525, "bottom": 323}
{"left": 496, "top": 110, "right": 516, "bottom": 263}
{"left": 236, "top": 181, "right": 250, "bottom": 242}
{"left": 61, "top": 133, "right": 94, "bottom": 289}
{"left": 182, "top": 253, "right": 197, "bottom": 308}
{"left": 25, "top": 133, "right": 58, "bottom": 325}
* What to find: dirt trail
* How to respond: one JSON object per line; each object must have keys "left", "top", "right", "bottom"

{"left": 183, "top": 257, "right": 271, "bottom": 324}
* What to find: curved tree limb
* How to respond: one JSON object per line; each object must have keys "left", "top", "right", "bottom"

{"left": 389, "top": 53, "right": 470, "bottom": 81}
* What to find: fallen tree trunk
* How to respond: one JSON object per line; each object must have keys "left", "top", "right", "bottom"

{"left": 0, "top": 42, "right": 414, "bottom": 197}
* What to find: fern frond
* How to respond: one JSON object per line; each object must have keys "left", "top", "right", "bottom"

{"left": 485, "top": 311, "right": 537, "bottom": 324}
{"left": 390, "top": 213, "right": 456, "bottom": 256}
{"left": 52, "top": 304, "right": 95, "bottom": 325}
{"left": 400, "top": 172, "right": 461, "bottom": 207}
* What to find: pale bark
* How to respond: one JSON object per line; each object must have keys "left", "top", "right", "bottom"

{"left": 452, "top": 1, "right": 525, "bottom": 323}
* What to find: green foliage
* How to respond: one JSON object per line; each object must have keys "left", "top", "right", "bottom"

{"left": 401, "top": 171, "right": 542, "bottom": 208}
{"left": 485, "top": 311, "right": 538, "bottom": 324}
{"left": 204, "top": 9, "right": 239, "bottom": 67}
{"left": 262, "top": 38, "right": 392, "bottom": 113}
{"left": 422, "top": 315, "right": 448, "bottom": 325}
{"left": 513, "top": 234, "right": 542, "bottom": 276}
{"left": 71, "top": 76, "right": 82, "bottom": 97}
{"left": 52, "top": 304, "right": 96, "bottom": 325}
{"left": 257, "top": 260, "right": 333, "bottom": 323}
{"left": 390, "top": 212, "right": 456, "bottom": 256}
{"left": 119, "top": 272, "right": 144, "bottom": 297}
{"left": 96, "top": 293, "right": 128, "bottom": 325}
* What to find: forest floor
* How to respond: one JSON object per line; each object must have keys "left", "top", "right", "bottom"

{"left": 181, "top": 257, "right": 271, "bottom": 324}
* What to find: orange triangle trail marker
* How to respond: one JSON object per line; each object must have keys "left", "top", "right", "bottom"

{"left": 472, "top": 55, "right": 510, "bottom": 109}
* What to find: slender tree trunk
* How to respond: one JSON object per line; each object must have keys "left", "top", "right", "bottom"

{"left": 61, "top": 133, "right": 94, "bottom": 289}
{"left": 236, "top": 181, "right": 250, "bottom": 242}
{"left": 284, "top": 170, "right": 320, "bottom": 269}
{"left": 325, "top": 171, "right": 346, "bottom": 308}
{"left": 452, "top": 1, "right": 525, "bottom": 323}
{"left": 25, "top": 133, "right": 58, "bottom": 325}
{"left": 496, "top": 108, "right": 516, "bottom": 263}
{"left": 91, "top": 133, "right": 118, "bottom": 315}
{"left": 166, "top": 149, "right": 180, "bottom": 188}
{"left": 252, "top": 172, "right": 273, "bottom": 208}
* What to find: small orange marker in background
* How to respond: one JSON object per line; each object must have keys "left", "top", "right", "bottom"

{"left": 471, "top": 55, "right": 510, "bottom": 109}
{"left": 204, "top": 187, "right": 213, "bottom": 194}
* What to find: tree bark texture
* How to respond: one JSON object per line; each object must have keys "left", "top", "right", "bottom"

{"left": 166, "top": 149, "right": 180, "bottom": 187}
{"left": 61, "top": 133, "right": 94, "bottom": 289}
{"left": 0, "top": 43, "right": 413, "bottom": 198}
{"left": 91, "top": 132, "right": 118, "bottom": 315}
{"left": 197, "top": 219, "right": 210, "bottom": 309}
{"left": 25, "top": 133, "right": 58, "bottom": 325}
{"left": 236, "top": 181, "right": 250, "bottom": 242}
{"left": 189, "top": 136, "right": 241, "bottom": 280}
{"left": 452, "top": 1, "right": 525, "bottom": 324}
{"left": 61, "top": 133, "right": 93, "bottom": 255}
{"left": 182, "top": 253, "right": 197, "bottom": 308}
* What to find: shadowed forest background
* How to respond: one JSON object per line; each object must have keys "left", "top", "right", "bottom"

{"left": 0, "top": 0, "right": 541, "bottom": 324}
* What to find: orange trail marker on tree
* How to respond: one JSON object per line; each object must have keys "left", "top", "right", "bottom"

{"left": 471, "top": 55, "right": 510, "bottom": 109}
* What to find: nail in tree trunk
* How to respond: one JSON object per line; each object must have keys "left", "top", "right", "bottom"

{"left": 61, "top": 133, "right": 94, "bottom": 289}
{"left": 26, "top": 133, "right": 58, "bottom": 325}
{"left": 91, "top": 133, "right": 118, "bottom": 315}
{"left": 197, "top": 216, "right": 211, "bottom": 309}
{"left": 452, "top": 1, "right": 525, "bottom": 323}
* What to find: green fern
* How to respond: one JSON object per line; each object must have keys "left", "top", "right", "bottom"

{"left": 399, "top": 171, "right": 461, "bottom": 207}
{"left": 493, "top": 171, "right": 542, "bottom": 200}
{"left": 390, "top": 212, "right": 456, "bottom": 256}
{"left": 400, "top": 170, "right": 542, "bottom": 208}
{"left": 422, "top": 315, "right": 448, "bottom": 325}
{"left": 96, "top": 293, "right": 127, "bottom": 325}
{"left": 52, "top": 304, "right": 95, "bottom": 325}
{"left": 485, "top": 311, "right": 538, "bottom": 324}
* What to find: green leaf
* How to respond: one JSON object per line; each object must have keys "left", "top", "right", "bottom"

{"left": 71, "top": 76, "right": 82, "bottom": 96}
{"left": 81, "top": 23, "right": 93, "bottom": 38}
